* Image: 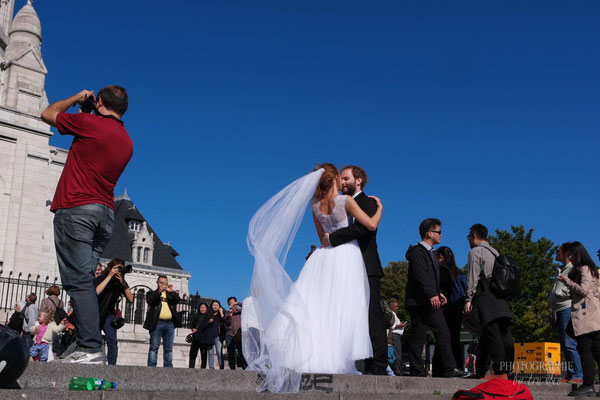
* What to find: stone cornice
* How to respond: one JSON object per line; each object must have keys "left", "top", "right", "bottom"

{"left": 0, "top": 106, "right": 52, "bottom": 136}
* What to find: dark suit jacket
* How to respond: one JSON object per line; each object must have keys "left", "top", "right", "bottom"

{"left": 328, "top": 192, "right": 383, "bottom": 277}
{"left": 143, "top": 289, "right": 182, "bottom": 331}
{"left": 405, "top": 243, "right": 440, "bottom": 308}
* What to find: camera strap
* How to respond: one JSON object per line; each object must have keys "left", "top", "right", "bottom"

{"left": 96, "top": 110, "right": 124, "bottom": 124}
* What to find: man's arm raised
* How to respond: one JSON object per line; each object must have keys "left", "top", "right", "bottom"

{"left": 41, "top": 90, "right": 94, "bottom": 127}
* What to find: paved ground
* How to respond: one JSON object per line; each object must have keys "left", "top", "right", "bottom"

{"left": 2, "top": 362, "right": 583, "bottom": 399}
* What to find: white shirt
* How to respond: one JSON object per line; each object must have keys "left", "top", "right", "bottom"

{"left": 389, "top": 310, "right": 404, "bottom": 336}
{"left": 419, "top": 241, "right": 433, "bottom": 251}
{"left": 348, "top": 191, "right": 363, "bottom": 224}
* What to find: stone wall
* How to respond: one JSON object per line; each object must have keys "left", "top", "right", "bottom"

{"left": 113, "top": 323, "right": 193, "bottom": 368}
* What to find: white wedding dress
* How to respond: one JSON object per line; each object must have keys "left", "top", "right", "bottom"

{"left": 242, "top": 169, "right": 372, "bottom": 393}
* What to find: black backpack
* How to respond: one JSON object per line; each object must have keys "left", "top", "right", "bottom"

{"left": 483, "top": 247, "right": 520, "bottom": 299}
{"left": 49, "top": 298, "right": 68, "bottom": 325}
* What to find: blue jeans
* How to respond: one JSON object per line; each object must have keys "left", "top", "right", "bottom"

{"left": 556, "top": 308, "right": 583, "bottom": 380}
{"left": 54, "top": 204, "right": 114, "bottom": 353}
{"left": 30, "top": 343, "right": 50, "bottom": 362}
{"left": 208, "top": 337, "right": 224, "bottom": 369}
{"left": 102, "top": 314, "right": 118, "bottom": 365}
{"left": 148, "top": 320, "right": 175, "bottom": 367}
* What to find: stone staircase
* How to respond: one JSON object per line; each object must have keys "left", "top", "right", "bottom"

{"left": 4, "top": 363, "right": 581, "bottom": 399}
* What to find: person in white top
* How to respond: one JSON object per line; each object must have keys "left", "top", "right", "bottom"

{"left": 387, "top": 301, "right": 407, "bottom": 375}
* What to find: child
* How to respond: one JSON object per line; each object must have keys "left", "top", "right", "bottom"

{"left": 29, "top": 311, "right": 66, "bottom": 362}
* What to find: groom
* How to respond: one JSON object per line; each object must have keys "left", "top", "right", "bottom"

{"left": 322, "top": 165, "right": 388, "bottom": 375}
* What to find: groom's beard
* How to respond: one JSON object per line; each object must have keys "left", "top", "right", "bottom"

{"left": 341, "top": 183, "right": 356, "bottom": 196}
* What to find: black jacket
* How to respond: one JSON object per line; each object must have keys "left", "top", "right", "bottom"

{"left": 7, "top": 311, "right": 24, "bottom": 334}
{"left": 143, "top": 289, "right": 181, "bottom": 331}
{"left": 405, "top": 243, "right": 440, "bottom": 308}
{"left": 328, "top": 192, "right": 383, "bottom": 277}
{"left": 192, "top": 314, "right": 220, "bottom": 345}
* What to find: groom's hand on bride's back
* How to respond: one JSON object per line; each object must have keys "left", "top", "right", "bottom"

{"left": 320, "top": 233, "right": 330, "bottom": 248}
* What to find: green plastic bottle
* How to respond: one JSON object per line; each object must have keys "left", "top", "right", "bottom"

{"left": 69, "top": 376, "right": 117, "bottom": 390}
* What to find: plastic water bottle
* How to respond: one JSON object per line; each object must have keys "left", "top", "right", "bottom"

{"left": 69, "top": 376, "right": 117, "bottom": 390}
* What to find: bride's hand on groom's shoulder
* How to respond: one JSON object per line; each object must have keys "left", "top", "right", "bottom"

{"left": 369, "top": 195, "right": 382, "bottom": 208}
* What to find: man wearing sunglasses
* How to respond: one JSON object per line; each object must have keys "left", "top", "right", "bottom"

{"left": 405, "top": 218, "right": 462, "bottom": 378}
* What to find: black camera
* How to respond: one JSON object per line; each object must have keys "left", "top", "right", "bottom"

{"left": 117, "top": 264, "right": 133, "bottom": 275}
{"left": 79, "top": 95, "right": 96, "bottom": 114}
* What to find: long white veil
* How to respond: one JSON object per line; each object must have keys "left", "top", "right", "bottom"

{"left": 242, "top": 168, "right": 324, "bottom": 393}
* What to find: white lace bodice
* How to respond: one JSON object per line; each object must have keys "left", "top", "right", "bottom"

{"left": 312, "top": 195, "right": 349, "bottom": 233}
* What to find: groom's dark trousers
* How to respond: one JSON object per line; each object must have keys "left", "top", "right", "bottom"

{"left": 329, "top": 192, "right": 388, "bottom": 374}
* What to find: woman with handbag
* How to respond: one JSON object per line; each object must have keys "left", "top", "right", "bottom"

{"left": 189, "top": 303, "right": 218, "bottom": 368}
{"left": 93, "top": 258, "right": 133, "bottom": 365}
{"left": 556, "top": 241, "right": 600, "bottom": 397}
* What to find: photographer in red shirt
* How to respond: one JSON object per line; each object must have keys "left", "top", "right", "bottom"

{"left": 41, "top": 85, "right": 133, "bottom": 365}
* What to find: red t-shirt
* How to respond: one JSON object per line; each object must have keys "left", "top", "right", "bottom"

{"left": 50, "top": 113, "right": 133, "bottom": 212}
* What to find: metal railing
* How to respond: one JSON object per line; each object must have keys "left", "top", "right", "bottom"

{"left": 0, "top": 270, "right": 68, "bottom": 313}
{"left": 0, "top": 270, "right": 204, "bottom": 329}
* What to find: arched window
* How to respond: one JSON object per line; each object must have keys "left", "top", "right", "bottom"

{"left": 124, "top": 294, "right": 134, "bottom": 323}
{"left": 134, "top": 288, "right": 146, "bottom": 325}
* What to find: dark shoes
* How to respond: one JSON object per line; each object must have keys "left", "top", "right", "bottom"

{"left": 568, "top": 384, "right": 595, "bottom": 397}
{"left": 444, "top": 368, "right": 466, "bottom": 378}
{"left": 367, "top": 367, "right": 388, "bottom": 376}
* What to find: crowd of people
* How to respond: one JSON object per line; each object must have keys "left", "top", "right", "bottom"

{"left": 2, "top": 85, "right": 599, "bottom": 399}
{"left": 186, "top": 297, "right": 246, "bottom": 370}
{"left": 380, "top": 217, "right": 600, "bottom": 397}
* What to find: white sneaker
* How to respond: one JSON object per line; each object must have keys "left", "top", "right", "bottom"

{"left": 57, "top": 350, "right": 106, "bottom": 365}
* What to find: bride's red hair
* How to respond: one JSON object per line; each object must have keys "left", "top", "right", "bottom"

{"left": 313, "top": 163, "right": 341, "bottom": 201}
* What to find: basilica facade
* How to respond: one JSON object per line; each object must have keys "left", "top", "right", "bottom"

{"left": 0, "top": 1, "right": 193, "bottom": 366}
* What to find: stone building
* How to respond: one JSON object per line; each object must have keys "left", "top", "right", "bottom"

{"left": 97, "top": 191, "right": 193, "bottom": 367}
{"left": 0, "top": 0, "right": 65, "bottom": 279}
{"left": 0, "top": 1, "right": 195, "bottom": 367}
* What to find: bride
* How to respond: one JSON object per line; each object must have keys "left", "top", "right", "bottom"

{"left": 242, "top": 163, "right": 383, "bottom": 393}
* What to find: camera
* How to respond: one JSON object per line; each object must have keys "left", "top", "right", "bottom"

{"left": 79, "top": 95, "right": 96, "bottom": 114}
{"left": 117, "top": 264, "right": 133, "bottom": 275}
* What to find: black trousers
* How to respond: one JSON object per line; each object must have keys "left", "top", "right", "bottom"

{"left": 478, "top": 320, "right": 514, "bottom": 375}
{"left": 407, "top": 306, "right": 455, "bottom": 376}
{"left": 576, "top": 330, "right": 600, "bottom": 386}
{"left": 364, "top": 276, "right": 389, "bottom": 373}
{"left": 226, "top": 334, "right": 247, "bottom": 370}
{"left": 446, "top": 308, "right": 464, "bottom": 369}
{"left": 189, "top": 342, "right": 212, "bottom": 368}
{"left": 432, "top": 308, "right": 464, "bottom": 377}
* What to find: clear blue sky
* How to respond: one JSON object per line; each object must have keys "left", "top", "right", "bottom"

{"left": 36, "top": 0, "right": 599, "bottom": 304}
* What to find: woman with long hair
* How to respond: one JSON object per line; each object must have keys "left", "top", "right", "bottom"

{"left": 432, "top": 246, "right": 466, "bottom": 375}
{"left": 208, "top": 300, "right": 225, "bottom": 369}
{"left": 556, "top": 241, "right": 600, "bottom": 397}
{"left": 243, "top": 163, "right": 382, "bottom": 392}
{"left": 189, "top": 303, "right": 218, "bottom": 368}
{"left": 93, "top": 258, "right": 134, "bottom": 365}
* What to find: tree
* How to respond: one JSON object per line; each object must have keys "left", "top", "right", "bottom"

{"left": 381, "top": 261, "right": 409, "bottom": 320}
{"left": 488, "top": 225, "right": 557, "bottom": 343}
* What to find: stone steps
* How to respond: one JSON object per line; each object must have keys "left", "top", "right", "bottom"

{"left": 8, "top": 362, "right": 578, "bottom": 399}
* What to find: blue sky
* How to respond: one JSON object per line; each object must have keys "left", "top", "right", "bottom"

{"left": 35, "top": 0, "right": 599, "bottom": 303}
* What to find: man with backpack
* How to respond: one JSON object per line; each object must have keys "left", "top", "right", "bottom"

{"left": 463, "top": 224, "right": 514, "bottom": 379}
